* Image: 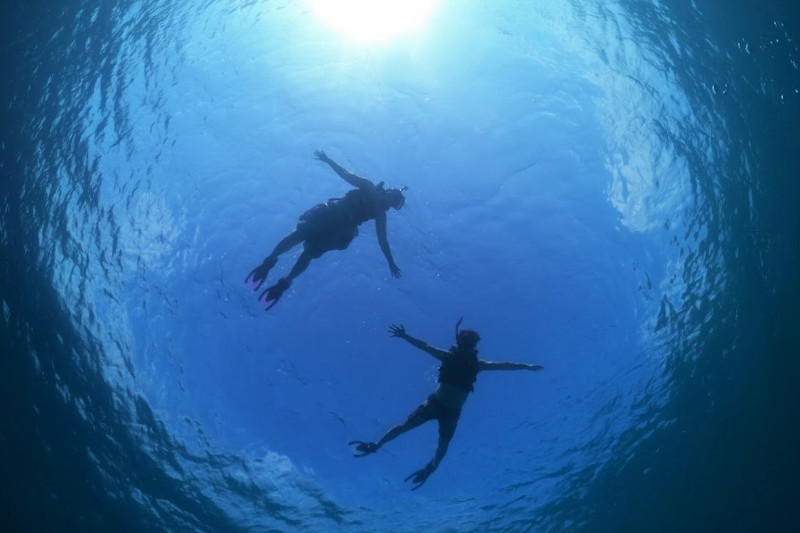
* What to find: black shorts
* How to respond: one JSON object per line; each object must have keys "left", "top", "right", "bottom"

{"left": 406, "top": 394, "right": 462, "bottom": 442}
{"left": 296, "top": 202, "right": 358, "bottom": 259}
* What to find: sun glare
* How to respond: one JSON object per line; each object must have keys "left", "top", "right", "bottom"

{"left": 308, "top": 0, "right": 439, "bottom": 44}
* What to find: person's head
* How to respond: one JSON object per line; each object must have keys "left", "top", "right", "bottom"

{"left": 383, "top": 186, "right": 407, "bottom": 210}
{"left": 456, "top": 329, "right": 481, "bottom": 351}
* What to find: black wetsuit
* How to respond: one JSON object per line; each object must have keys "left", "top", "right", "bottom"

{"left": 296, "top": 188, "right": 382, "bottom": 258}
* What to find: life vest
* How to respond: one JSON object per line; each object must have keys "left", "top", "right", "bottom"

{"left": 438, "top": 348, "right": 480, "bottom": 392}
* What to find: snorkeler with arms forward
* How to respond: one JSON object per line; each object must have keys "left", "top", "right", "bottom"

{"left": 349, "top": 318, "right": 543, "bottom": 490}
{"left": 245, "top": 150, "right": 407, "bottom": 310}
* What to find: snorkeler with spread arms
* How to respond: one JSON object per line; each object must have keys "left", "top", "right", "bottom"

{"left": 245, "top": 150, "right": 407, "bottom": 310}
{"left": 349, "top": 318, "right": 544, "bottom": 489}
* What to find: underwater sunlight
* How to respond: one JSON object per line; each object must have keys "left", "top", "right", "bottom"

{"left": 307, "top": 0, "right": 440, "bottom": 43}
{"left": 1, "top": 0, "right": 799, "bottom": 532}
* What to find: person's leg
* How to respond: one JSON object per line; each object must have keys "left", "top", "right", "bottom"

{"left": 375, "top": 414, "right": 425, "bottom": 448}
{"left": 258, "top": 252, "right": 308, "bottom": 310}
{"left": 246, "top": 231, "right": 303, "bottom": 290}
{"left": 403, "top": 411, "right": 460, "bottom": 489}
{"left": 430, "top": 415, "right": 459, "bottom": 470}
{"left": 284, "top": 249, "right": 313, "bottom": 283}
{"left": 267, "top": 231, "right": 303, "bottom": 259}
{"left": 350, "top": 397, "right": 434, "bottom": 456}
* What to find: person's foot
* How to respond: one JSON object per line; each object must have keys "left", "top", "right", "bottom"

{"left": 245, "top": 256, "right": 278, "bottom": 291}
{"left": 348, "top": 440, "right": 379, "bottom": 457}
{"left": 259, "top": 277, "right": 290, "bottom": 310}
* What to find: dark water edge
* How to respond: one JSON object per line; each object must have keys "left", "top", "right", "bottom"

{"left": 0, "top": 173, "right": 235, "bottom": 530}
{"left": 550, "top": 1, "right": 800, "bottom": 530}
{"left": 2, "top": 0, "right": 800, "bottom": 532}
{"left": 1, "top": 4, "right": 140, "bottom": 530}
{"left": 0, "top": 2, "right": 232, "bottom": 529}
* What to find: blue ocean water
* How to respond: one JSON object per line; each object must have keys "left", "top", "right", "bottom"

{"left": 1, "top": 0, "right": 798, "bottom": 531}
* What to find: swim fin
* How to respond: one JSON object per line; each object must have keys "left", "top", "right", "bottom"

{"left": 245, "top": 256, "right": 277, "bottom": 291}
{"left": 404, "top": 463, "right": 435, "bottom": 490}
{"left": 348, "top": 440, "right": 378, "bottom": 457}
{"left": 259, "top": 277, "right": 290, "bottom": 310}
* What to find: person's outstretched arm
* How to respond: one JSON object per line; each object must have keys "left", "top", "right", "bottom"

{"left": 388, "top": 324, "right": 449, "bottom": 360}
{"left": 375, "top": 213, "right": 401, "bottom": 278}
{"left": 478, "top": 360, "right": 544, "bottom": 372}
{"left": 315, "top": 150, "right": 372, "bottom": 189}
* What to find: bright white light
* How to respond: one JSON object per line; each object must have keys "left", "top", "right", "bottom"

{"left": 308, "top": 0, "right": 439, "bottom": 43}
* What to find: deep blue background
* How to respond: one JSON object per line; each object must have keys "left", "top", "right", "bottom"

{"left": 1, "top": 0, "right": 798, "bottom": 531}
